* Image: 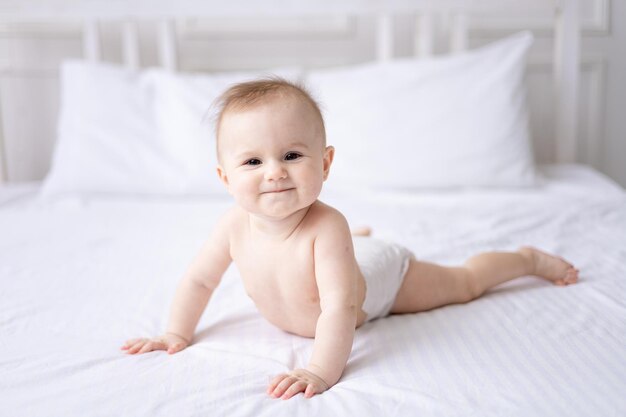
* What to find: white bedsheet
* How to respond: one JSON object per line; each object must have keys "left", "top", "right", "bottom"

{"left": 1, "top": 164, "right": 625, "bottom": 417}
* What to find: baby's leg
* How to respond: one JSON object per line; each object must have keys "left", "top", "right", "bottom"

{"left": 390, "top": 247, "right": 579, "bottom": 314}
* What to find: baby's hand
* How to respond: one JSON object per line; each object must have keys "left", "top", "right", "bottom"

{"left": 121, "top": 332, "right": 189, "bottom": 355}
{"left": 267, "top": 368, "right": 330, "bottom": 400}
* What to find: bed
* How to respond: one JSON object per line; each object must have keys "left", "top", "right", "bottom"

{"left": 1, "top": 165, "right": 626, "bottom": 416}
{"left": 1, "top": 1, "right": 625, "bottom": 416}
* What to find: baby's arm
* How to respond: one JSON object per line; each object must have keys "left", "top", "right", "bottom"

{"left": 268, "top": 215, "right": 358, "bottom": 399}
{"left": 122, "top": 209, "right": 233, "bottom": 355}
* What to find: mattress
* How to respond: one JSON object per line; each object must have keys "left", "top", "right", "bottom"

{"left": 1, "top": 164, "right": 625, "bottom": 417}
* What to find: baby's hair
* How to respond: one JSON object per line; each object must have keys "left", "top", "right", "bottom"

{"left": 208, "top": 76, "right": 326, "bottom": 155}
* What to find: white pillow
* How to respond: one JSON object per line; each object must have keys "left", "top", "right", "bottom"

{"left": 41, "top": 60, "right": 302, "bottom": 197}
{"left": 152, "top": 68, "right": 302, "bottom": 196}
{"left": 307, "top": 31, "right": 537, "bottom": 190}
{"left": 41, "top": 61, "right": 176, "bottom": 197}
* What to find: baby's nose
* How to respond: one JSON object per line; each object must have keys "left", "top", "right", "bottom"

{"left": 264, "top": 161, "right": 287, "bottom": 181}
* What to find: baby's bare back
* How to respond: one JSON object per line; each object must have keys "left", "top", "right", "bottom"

{"left": 229, "top": 202, "right": 367, "bottom": 337}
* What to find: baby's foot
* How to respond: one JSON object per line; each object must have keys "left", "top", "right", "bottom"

{"left": 351, "top": 226, "right": 372, "bottom": 237}
{"left": 519, "top": 246, "right": 579, "bottom": 286}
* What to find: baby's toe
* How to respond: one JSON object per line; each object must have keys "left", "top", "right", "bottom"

{"left": 565, "top": 268, "right": 579, "bottom": 284}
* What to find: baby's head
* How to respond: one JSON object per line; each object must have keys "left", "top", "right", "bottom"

{"left": 213, "top": 77, "right": 334, "bottom": 219}
{"left": 214, "top": 77, "right": 326, "bottom": 155}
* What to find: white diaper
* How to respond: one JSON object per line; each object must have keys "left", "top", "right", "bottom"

{"left": 353, "top": 236, "right": 414, "bottom": 322}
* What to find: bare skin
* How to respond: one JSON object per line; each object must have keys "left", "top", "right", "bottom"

{"left": 121, "top": 89, "right": 579, "bottom": 401}
{"left": 389, "top": 246, "right": 578, "bottom": 315}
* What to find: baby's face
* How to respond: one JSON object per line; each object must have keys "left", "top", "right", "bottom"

{"left": 216, "top": 96, "right": 333, "bottom": 220}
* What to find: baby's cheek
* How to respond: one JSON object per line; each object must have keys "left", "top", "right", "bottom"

{"left": 306, "top": 173, "right": 325, "bottom": 197}
{"left": 228, "top": 183, "right": 255, "bottom": 207}
{"left": 237, "top": 194, "right": 259, "bottom": 212}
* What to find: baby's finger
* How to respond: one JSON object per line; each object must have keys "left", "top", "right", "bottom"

{"left": 267, "top": 374, "right": 289, "bottom": 395}
{"left": 122, "top": 338, "right": 142, "bottom": 349}
{"left": 167, "top": 342, "right": 186, "bottom": 354}
{"left": 137, "top": 341, "right": 155, "bottom": 354}
{"left": 304, "top": 384, "right": 318, "bottom": 398}
{"left": 281, "top": 380, "right": 307, "bottom": 400}
{"left": 272, "top": 376, "right": 297, "bottom": 398}
{"left": 138, "top": 340, "right": 166, "bottom": 354}
{"left": 125, "top": 339, "right": 149, "bottom": 354}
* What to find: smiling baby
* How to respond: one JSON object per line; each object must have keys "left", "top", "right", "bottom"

{"left": 122, "top": 77, "right": 578, "bottom": 400}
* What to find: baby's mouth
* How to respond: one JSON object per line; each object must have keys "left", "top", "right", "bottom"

{"left": 263, "top": 188, "right": 295, "bottom": 194}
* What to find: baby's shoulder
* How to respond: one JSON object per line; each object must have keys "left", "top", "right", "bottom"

{"left": 212, "top": 205, "right": 247, "bottom": 234}
{"left": 306, "top": 201, "right": 350, "bottom": 235}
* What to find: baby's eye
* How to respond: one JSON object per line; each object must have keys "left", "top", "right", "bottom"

{"left": 284, "top": 152, "right": 302, "bottom": 161}
{"left": 244, "top": 158, "right": 262, "bottom": 166}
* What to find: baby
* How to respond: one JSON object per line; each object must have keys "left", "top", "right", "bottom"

{"left": 121, "top": 78, "right": 579, "bottom": 400}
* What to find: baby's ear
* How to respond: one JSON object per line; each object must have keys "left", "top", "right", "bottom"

{"left": 323, "top": 146, "right": 335, "bottom": 180}
{"left": 216, "top": 165, "right": 229, "bottom": 187}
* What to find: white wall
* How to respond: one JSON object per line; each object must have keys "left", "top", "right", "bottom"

{"left": 601, "top": 0, "right": 626, "bottom": 186}
{"left": 0, "top": 0, "right": 624, "bottom": 186}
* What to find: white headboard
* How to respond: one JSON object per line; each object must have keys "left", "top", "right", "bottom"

{"left": 0, "top": 0, "right": 582, "bottom": 184}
